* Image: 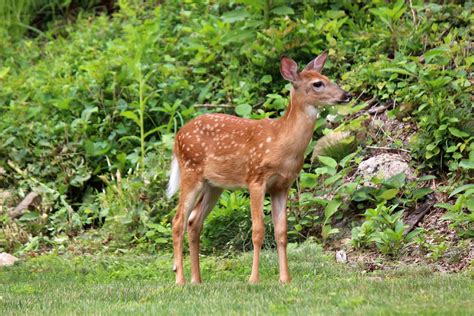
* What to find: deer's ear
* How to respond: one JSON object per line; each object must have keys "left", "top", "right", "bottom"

{"left": 304, "top": 51, "right": 328, "bottom": 73}
{"left": 280, "top": 56, "right": 299, "bottom": 82}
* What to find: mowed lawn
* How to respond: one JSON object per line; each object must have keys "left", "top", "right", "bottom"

{"left": 1, "top": 243, "right": 473, "bottom": 315}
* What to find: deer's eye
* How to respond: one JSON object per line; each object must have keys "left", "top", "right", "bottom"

{"left": 312, "top": 81, "right": 324, "bottom": 88}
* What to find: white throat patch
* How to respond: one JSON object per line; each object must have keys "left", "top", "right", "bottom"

{"left": 305, "top": 105, "right": 320, "bottom": 119}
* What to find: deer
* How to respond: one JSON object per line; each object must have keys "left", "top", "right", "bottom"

{"left": 167, "top": 52, "right": 352, "bottom": 284}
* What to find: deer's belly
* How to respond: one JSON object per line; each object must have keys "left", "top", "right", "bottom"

{"left": 203, "top": 157, "right": 247, "bottom": 189}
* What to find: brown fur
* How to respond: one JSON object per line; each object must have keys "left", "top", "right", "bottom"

{"left": 171, "top": 54, "right": 351, "bottom": 284}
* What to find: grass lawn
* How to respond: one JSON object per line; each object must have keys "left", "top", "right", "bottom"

{"left": 1, "top": 243, "right": 473, "bottom": 315}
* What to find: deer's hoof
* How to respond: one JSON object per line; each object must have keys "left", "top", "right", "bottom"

{"left": 279, "top": 277, "right": 292, "bottom": 284}
{"left": 248, "top": 276, "right": 260, "bottom": 284}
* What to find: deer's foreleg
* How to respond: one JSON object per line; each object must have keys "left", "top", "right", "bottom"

{"left": 271, "top": 188, "right": 291, "bottom": 283}
{"left": 248, "top": 182, "right": 265, "bottom": 284}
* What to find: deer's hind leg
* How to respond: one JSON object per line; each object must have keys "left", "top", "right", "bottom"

{"left": 172, "top": 172, "right": 203, "bottom": 285}
{"left": 188, "top": 183, "right": 223, "bottom": 284}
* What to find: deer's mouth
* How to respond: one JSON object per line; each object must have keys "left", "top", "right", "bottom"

{"left": 337, "top": 92, "right": 352, "bottom": 104}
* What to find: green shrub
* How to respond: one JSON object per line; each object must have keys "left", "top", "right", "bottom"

{"left": 0, "top": 1, "right": 472, "bottom": 254}
{"left": 351, "top": 203, "right": 421, "bottom": 257}
{"left": 437, "top": 184, "right": 474, "bottom": 238}
{"left": 201, "top": 191, "right": 274, "bottom": 253}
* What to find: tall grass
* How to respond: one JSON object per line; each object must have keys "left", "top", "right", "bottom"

{"left": 0, "top": 0, "right": 100, "bottom": 37}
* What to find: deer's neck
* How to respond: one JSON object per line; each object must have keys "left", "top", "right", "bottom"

{"left": 275, "top": 90, "right": 318, "bottom": 156}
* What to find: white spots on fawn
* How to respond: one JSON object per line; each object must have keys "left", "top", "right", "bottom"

{"left": 265, "top": 149, "right": 270, "bottom": 154}
{"left": 259, "top": 143, "right": 263, "bottom": 148}
{"left": 266, "top": 137, "right": 272, "bottom": 143}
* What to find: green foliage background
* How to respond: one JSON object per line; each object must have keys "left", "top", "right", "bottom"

{"left": 0, "top": 0, "right": 472, "bottom": 256}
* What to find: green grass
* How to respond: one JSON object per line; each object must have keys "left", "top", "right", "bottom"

{"left": 1, "top": 243, "right": 473, "bottom": 315}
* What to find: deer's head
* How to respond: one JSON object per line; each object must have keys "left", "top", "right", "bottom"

{"left": 280, "top": 53, "right": 352, "bottom": 109}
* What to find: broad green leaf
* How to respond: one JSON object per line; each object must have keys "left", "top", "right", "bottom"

{"left": 221, "top": 29, "right": 255, "bottom": 45}
{"left": 20, "top": 211, "right": 40, "bottom": 221}
{"left": 84, "top": 140, "right": 111, "bottom": 156}
{"left": 318, "top": 156, "right": 338, "bottom": 168}
{"left": 352, "top": 187, "right": 374, "bottom": 202}
{"left": 0, "top": 66, "right": 10, "bottom": 79}
{"left": 448, "top": 127, "right": 469, "bottom": 138}
{"left": 315, "top": 167, "right": 336, "bottom": 176}
{"left": 411, "top": 188, "right": 433, "bottom": 200}
{"left": 381, "top": 68, "right": 415, "bottom": 76}
{"left": 222, "top": 9, "right": 251, "bottom": 23}
{"left": 271, "top": 6, "right": 294, "bottom": 15}
{"left": 459, "top": 160, "right": 474, "bottom": 169}
{"left": 121, "top": 111, "right": 140, "bottom": 126}
{"left": 449, "top": 184, "right": 474, "bottom": 197}
{"left": 435, "top": 203, "right": 455, "bottom": 211}
{"left": 416, "top": 175, "right": 436, "bottom": 182}
{"left": 322, "top": 225, "right": 339, "bottom": 239}
{"left": 383, "top": 173, "right": 406, "bottom": 188}
{"left": 260, "top": 75, "right": 272, "bottom": 83}
{"left": 424, "top": 47, "right": 449, "bottom": 63}
{"left": 377, "top": 188, "right": 399, "bottom": 201}
{"left": 300, "top": 173, "right": 317, "bottom": 188}
{"left": 235, "top": 104, "right": 252, "bottom": 117}
{"left": 324, "top": 200, "right": 341, "bottom": 224}
{"left": 324, "top": 174, "right": 342, "bottom": 186}
{"left": 70, "top": 173, "right": 91, "bottom": 187}
{"left": 155, "top": 238, "right": 169, "bottom": 244}
{"left": 339, "top": 152, "right": 358, "bottom": 168}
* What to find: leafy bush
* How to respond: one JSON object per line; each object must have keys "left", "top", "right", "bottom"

{"left": 437, "top": 184, "right": 474, "bottom": 238}
{"left": 0, "top": 1, "right": 472, "bottom": 255}
{"left": 201, "top": 191, "right": 275, "bottom": 253}
{"left": 351, "top": 203, "right": 420, "bottom": 257}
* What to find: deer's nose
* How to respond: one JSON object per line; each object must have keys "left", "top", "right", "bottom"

{"left": 342, "top": 92, "right": 352, "bottom": 103}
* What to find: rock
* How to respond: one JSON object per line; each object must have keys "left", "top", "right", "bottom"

{"left": 0, "top": 253, "right": 18, "bottom": 266}
{"left": 336, "top": 250, "right": 347, "bottom": 263}
{"left": 356, "top": 153, "right": 415, "bottom": 186}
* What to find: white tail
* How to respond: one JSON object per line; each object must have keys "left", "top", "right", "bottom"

{"left": 166, "top": 155, "right": 180, "bottom": 198}
{"left": 170, "top": 52, "right": 352, "bottom": 285}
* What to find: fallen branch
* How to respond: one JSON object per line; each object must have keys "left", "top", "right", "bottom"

{"left": 7, "top": 160, "right": 74, "bottom": 223}
{"left": 404, "top": 199, "right": 435, "bottom": 235}
{"left": 368, "top": 100, "right": 396, "bottom": 115}
{"left": 9, "top": 192, "right": 42, "bottom": 219}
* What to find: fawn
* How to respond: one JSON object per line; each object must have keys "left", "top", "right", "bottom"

{"left": 167, "top": 52, "right": 352, "bottom": 284}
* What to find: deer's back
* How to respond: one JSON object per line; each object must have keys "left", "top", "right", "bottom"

{"left": 174, "top": 113, "right": 283, "bottom": 188}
